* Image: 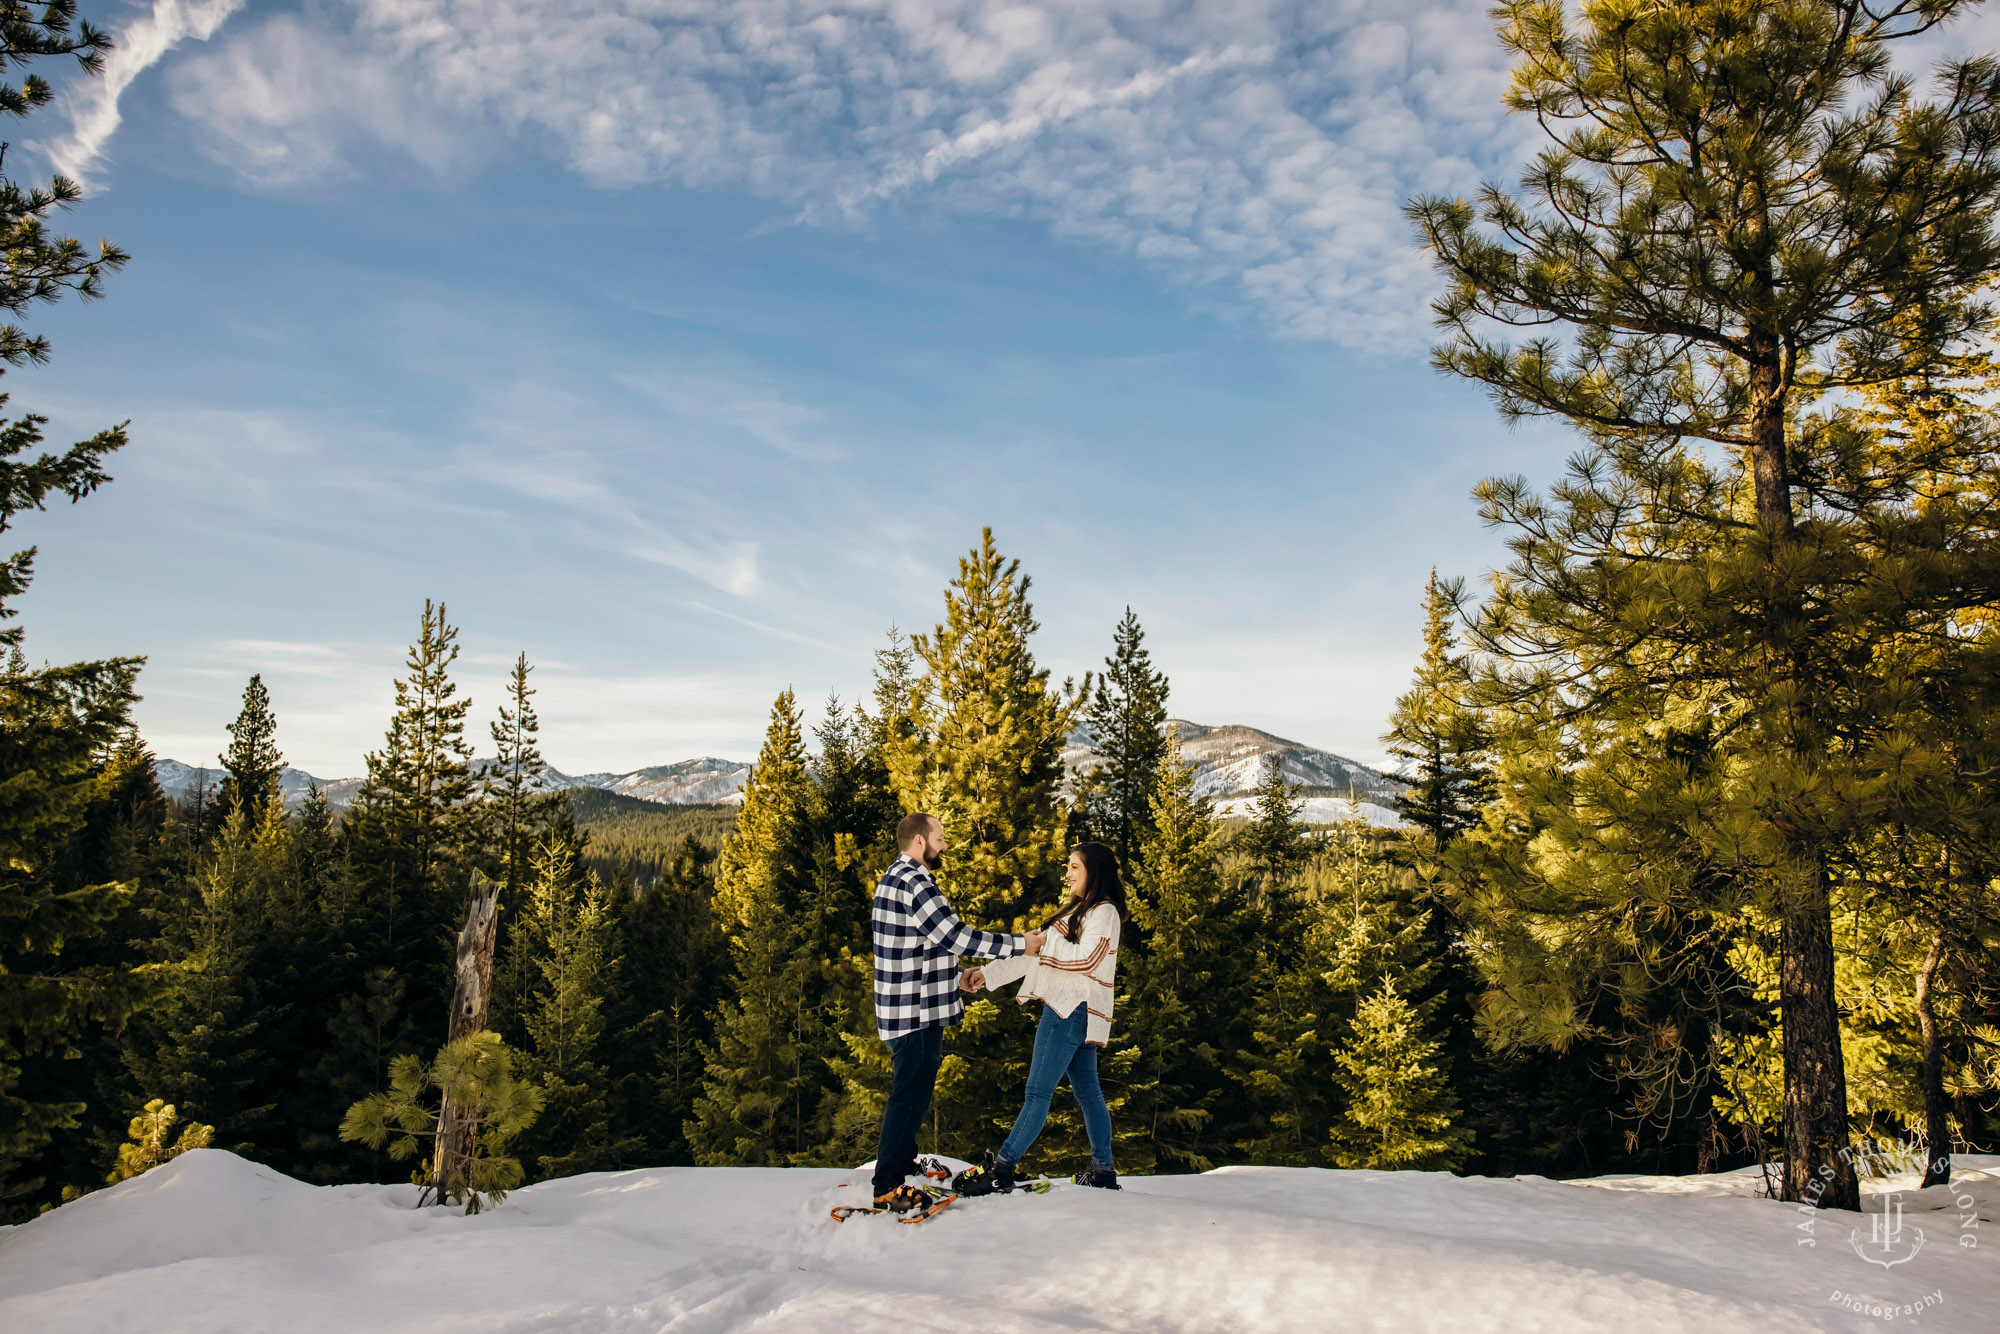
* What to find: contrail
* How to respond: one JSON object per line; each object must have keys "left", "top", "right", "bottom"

{"left": 39, "top": 0, "right": 245, "bottom": 186}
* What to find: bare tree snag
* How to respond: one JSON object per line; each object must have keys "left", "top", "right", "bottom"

{"left": 431, "top": 870, "right": 501, "bottom": 1201}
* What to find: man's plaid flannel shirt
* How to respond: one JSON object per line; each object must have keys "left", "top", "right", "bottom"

{"left": 872, "top": 854, "right": 1024, "bottom": 1041}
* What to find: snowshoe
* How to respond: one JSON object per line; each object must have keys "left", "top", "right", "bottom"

{"left": 831, "top": 1182, "right": 934, "bottom": 1223}
{"left": 1073, "top": 1165, "right": 1121, "bottom": 1190}
{"left": 877, "top": 1183, "right": 931, "bottom": 1212}
{"left": 952, "top": 1151, "right": 1016, "bottom": 1197}
{"left": 900, "top": 1186, "right": 958, "bottom": 1224}
{"left": 917, "top": 1155, "right": 956, "bottom": 1182}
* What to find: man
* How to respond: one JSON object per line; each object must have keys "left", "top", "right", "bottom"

{"left": 869, "top": 810, "right": 1043, "bottom": 1208}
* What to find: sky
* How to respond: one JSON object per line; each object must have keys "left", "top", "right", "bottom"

{"left": 13, "top": 0, "right": 2000, "bottom": 779}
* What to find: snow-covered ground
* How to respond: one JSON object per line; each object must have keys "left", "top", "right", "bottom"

{"left": 2, "top": 1150, "right": 1993, "bottom": 1332}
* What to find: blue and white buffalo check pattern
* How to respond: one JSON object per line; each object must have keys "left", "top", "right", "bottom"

{"left": 871, "top": 854, "right": 1023, "bottom": 1041}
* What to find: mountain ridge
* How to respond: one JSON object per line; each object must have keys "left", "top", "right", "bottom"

{"left": 150, "top": 719, "right": 1405, "bottom": 823}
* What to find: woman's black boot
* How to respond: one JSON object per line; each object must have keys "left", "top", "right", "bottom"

{"left": 1073, "top": 1164, "right": 1120, "bottom": 1189}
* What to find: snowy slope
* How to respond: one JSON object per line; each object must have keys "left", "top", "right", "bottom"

{"left": 3, "top": 1149, "right": 1992, "bottom": 1333}
{"left": 1065, "top": 720, "right": 1407, "bottom": 825}
{"left": 151, "top": 756, "right": 751, "bottom": 812}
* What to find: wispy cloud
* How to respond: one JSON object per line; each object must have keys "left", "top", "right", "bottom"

{"left": 146, "top": 0, "right": 1529, "bottom": 345}
{"left": 36, "top": 0, "right": 244, "bottom": 186}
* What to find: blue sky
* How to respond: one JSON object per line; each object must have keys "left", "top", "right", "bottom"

{"left": 15, "top": 1, "right": 1997, "bottom": 777}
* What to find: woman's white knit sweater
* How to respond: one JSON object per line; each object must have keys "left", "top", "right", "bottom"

{"left": 979, "top": 902, "right": 1121, "bottom": 1046}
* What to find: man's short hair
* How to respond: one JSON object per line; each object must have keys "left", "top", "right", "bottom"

{"left": 896, "top": 811, "right": 938, "bottom": 849}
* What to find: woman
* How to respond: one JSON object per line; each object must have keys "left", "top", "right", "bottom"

{"left": 958, "top": 841, "right": 1126, "bottom": 1192}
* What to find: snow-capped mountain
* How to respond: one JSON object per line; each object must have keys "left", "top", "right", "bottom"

{"left": 562, "top": 757, "right": 750, "bottom": 806}
{"left": 153, "top": 720, "right": 1405, "bottom": 823}
{"left": 1065, "top": 718, "right": 1405, "bottom": 823}
{"left": 151, "top": 756, "right": 752, "bottom": 812}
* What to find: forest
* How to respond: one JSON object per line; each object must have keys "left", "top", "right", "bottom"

{"left": 7, "top": 0, "right": 2000, "bottom": 1221}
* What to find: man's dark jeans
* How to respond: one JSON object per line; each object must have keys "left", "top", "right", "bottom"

{"left": 871, "top": 1023, "right": 945, "bottom": 1196}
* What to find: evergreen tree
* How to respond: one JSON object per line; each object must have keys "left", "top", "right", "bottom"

{"left": 215, "top": 674, "right": 283, "bottom": 823}
{"left": 690, "top": 691, "right": 839, "bottom": 1165}
{"left": 1078, "top": 608, "right": 1171, "bottom": 867}
{"left": 345, "top": 600, "right": 478, "bottom": 1005}
{"left": 604, "top": 835, "right": 727, "bottom": 1165}
{"left": 1120, "top": 731, "right": 1252, "bottom": 1173}
{"left": 123, "top": 797, "right": 278, "bottom": 1157}
{"left": 340, "top": 1030, "right": 543, "bottom": 1214}
{"left": 895, "top": 530, "right": 1083, "bottom": 926}
{"left": 18, "top": 729, "right": 184, "bottom": 1209}
{"left": 1408, "top": 0, "right": 2000, "bottom": 1209}
{"left": 1239, "top": 754, "right": 1309, "bottom": 919}
{"left": 513, "top": 831, "right": 624, "bottom": 1179}
{"left": 484, "top": 652, "right": 559, "bottom": 905}
{"left": 1384, "top": 571, "right": 1490, "bottom": 847}
{"left": 0, "top": 4, "right": 166, "bottom": 1219}
{"left": 107, "top": 1099, "right": 212, "bottom": 1183}
{"left": 885, "top": 531, "right": 1085, "bottom": 1153}
{"left": 1330, "top": 980, "right": 1473, "bottom": 1171}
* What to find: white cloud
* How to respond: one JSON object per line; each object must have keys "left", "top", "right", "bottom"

{"left": 37, "top": 0, "right": 244, "bottom": 186}
{"left": 150, "top": 0, "right": 1531, "bottom": 344}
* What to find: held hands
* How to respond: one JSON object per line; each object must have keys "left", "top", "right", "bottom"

{"left": 1023, "top": 928, "right": 1047, "bottom": 955}
{"left": 959, "top": 967, "right": 986, "bottom": 994}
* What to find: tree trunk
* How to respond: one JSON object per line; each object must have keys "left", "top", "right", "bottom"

{"left": 431, "top": 870, "right": 501, "bottom": 1201}
{"left": 1747, "top": 348, "right": 1857, "bottom": 1210}
{"left": 1779, "top": 870, "right": 1859, "bottom": 1209}
{"left": 1916, "top": 929, "right": 1952, "bottom": 1189}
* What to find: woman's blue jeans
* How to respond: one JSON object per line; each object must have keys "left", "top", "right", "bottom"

{"left": 998, "top": 1003, "right": 1114, "bottom": 1170}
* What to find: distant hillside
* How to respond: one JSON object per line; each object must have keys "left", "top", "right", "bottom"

{"left": 566, "top": 789, "right": 737, "bottom": 883}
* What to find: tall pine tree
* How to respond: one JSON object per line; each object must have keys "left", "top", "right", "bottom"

{"left": 215, "top": 674, "right": 283, "bottom": 823}
{"left": 1078, "top": 608, "right": 1170, "bottom": 867}
{"left": 1384, "top": 572, "right": 1489, "bottom": 847}
{"left": 0, "top": 3, "right": 171, "bottom": 1219}
{"left": 1408, "top": 0, "right": 2000, "bottom": 1209}
{"left": 689, "top": 691, "right": 827, "bottom": 1165}
{"left": 1120, "top": 730, "right": 1252, "bottom": 1173}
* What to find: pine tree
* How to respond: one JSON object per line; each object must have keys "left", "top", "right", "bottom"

{"left": 484, "top": 652, "right": 559, "bottom": 905}
{"left": 897, "top": 530, "right": 1083, "bottom": 925}
{"left": 513, "top": 831, "right": 624, "bottom": 1179}
{"left": 887, "top": 531, "right": 1085, "bottom": 1153}
{"left": 1239, "top": 754, "right": 1309, "bottom": 919}
{"left": 107, "top": 1099, "right": 213, "bottom": 1183}
{"left": 1120, "top": 731, "right": 1252, "bottom": 1173}
{"left": 123, "top": 797, "right": 278, "bottom": 1157}
{"left": 345, "top": 599, "right": 478, "bottom": 984}
{"left": 689, "top": 691, "right": 827, "bottom": 1164}
{"left": 0, "top": 5, "right": 163, "bottom": 1218}
{"left": 1078, "top": 608, "right": 1171, "bottom": 867}
{"left": 1331, "top": 981, "right": 1473, "bottom": 1171}
{"left": 1408, "top": 0, "right": 2000, "bottom": 1209}
{"left": 215, "top": 674, "right": 283, "bottom": 823}
{"left": 604, "top": 835, "right": 726, "bottom": 1165}
{"left": 340, "top": 1030, "right": 543, "bottom": 1214}
{"left": 1384, "top": 571, "right": 1489, "bottom": 847}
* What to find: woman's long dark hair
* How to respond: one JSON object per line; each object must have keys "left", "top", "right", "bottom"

{"left": 1043, "top": 842, "right": 1128, "bottom": 942}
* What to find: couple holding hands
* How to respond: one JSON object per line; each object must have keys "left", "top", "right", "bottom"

{"left": 868, "top": 811, "right": 1125, "bottom": 1208}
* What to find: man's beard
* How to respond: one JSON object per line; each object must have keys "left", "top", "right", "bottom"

{"left": 922, "top": 850, "right": 946, "bottom": 870}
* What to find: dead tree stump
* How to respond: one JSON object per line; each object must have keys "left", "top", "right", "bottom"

{"left": 431, "top": 870, "right": 501, "bottom": 1201}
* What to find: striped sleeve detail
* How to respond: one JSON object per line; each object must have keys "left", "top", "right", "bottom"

{"left": 1039, "top": 938, "right": 1111, "bottom": 973}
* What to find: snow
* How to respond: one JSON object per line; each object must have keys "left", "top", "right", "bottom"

{"left": 1215, "top": 795, "right": 1407, "bottom": 827}
{"left": 3, "top": 1150, "right": 1993, "bottom": 1332}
